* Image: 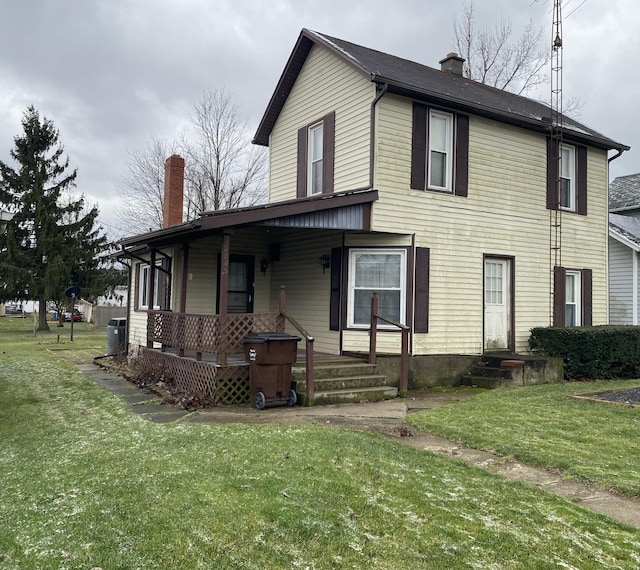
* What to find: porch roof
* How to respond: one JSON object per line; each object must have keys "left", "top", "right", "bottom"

{"left": 119, "top": 188, "right": 378, "bottom": 251}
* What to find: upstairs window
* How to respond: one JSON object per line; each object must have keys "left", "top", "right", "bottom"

{"left": 297, "top": 112, "right": 335, "bottom": 197}
{"left": 308, "top": 121, "right": 324, "bottom": 194}
{"left": 411, "top": 102, "right": 469, "bottom": 197}
{"left": 547, "top": 139, "right": 587, "bottom": 215}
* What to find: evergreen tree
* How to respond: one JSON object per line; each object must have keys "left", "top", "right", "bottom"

{"left": 0, "top": 106, "right": 110, "bottom": 331}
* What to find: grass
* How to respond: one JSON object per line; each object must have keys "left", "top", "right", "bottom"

{"left": 407, "top": 380, "right": 640, "bottom": 497}
{"left": 1, "top": 317, "right": 639, "bottom": 568}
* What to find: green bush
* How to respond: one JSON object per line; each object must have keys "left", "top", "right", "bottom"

{"left": 529, "top": 325, "right": 640, "bottom": 379}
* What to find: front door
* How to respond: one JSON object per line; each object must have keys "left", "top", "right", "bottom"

{"left": 484, "top": 258, "right": 512, "bottom": 351}
{"left": 217, "top": 255, "right": 255, "bottom": 314}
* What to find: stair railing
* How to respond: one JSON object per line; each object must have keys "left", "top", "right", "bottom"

{"left": 279, "top": 286, "right": 315, "bottom": 406}
{"left": 369, "top": 292, "right": 409, "bottom": 397}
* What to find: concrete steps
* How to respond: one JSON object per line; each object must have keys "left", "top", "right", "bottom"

{"left": 292, "top": 360, "right": 397, "bottom": 406}
{"left": 459, "top": 353, "right": 563, "bottom": 388}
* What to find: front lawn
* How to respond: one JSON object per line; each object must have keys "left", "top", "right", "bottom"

{"left": 1, "top": 318, "right": 639, "bottom": 568}
{"left": 407, "top": 380, "right": 640, "bottom": 497}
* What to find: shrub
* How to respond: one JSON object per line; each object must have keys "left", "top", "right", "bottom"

{"left": 529, "top": 325, "right": 640, "bottom": 379}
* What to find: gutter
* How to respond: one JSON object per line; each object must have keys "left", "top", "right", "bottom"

{"left": 369, "top": 81, "right": 388, "bottom": 188}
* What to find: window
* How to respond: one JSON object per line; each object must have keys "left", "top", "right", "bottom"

{"left": 560, "top": 144, "right": 576, "bottom": 210}
{"left": 348, "top": 249, "right": 406, "bottom": 328}
{"left": 553, "top": 266, "right": 592, "bottom": 327}
{"left": 411, "top": 103, "right": 469, "bottom": 196}
{"left": 547, "top": 139, "right": 587, "bottom": 215}
{"left": 428, "top": 110, "right": 453, "bottom": 190}
{"left": 136, "top": 261, "right": 169, "bottom": 310}
{"left": 297, "top": 112, "right": 335, "bottom": 197}
{"left": 308, "top": 121, "right": 323, "bottom": 195}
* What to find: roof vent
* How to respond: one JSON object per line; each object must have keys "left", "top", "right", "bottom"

{"left": 439, "top": 52, "right": 465, "bottom": 76}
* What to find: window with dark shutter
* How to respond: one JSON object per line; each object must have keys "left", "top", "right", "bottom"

{"left": 546, "top": 139, "right": 587, "bottom": 215}
{"left": 411, "top": 102, "right": 468, "bottom": 196}
{"left": 553, "top": 266, "right": 592, "bottom": 326}
{"left": 296, "top": 112, "right": 335, "bottom": 198}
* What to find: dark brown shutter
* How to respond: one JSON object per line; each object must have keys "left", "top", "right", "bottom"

{"left": 411, "top": 103, "right": 428, "bottom": 190}
{"left": 323, "top": 111, "right": 335, "bottom": 195}
{"left": 414, "top": 247, "right": 430, "bottom": 333}
{"left": 582, "top": 268, "right": 592, "bottom": 326}
{"left": 454, "top": 114, "right": 469, "bottom": 197}
{"left": 329, "top": 247, "right": 342, "bottom": 331}
{"left": 576, "top": 146, "right": 588, "bottom": 216}
{"left": 296, "top": 126, "right": 307, "bottom": 198}
{"left": 134, "top": 263, "right": 140, "bottom": 311}
{"left": 546, "top": 138, "right": 559, "bottom": 211}
{"left": 553, "top": 265, "right": 566, "bottom": 326}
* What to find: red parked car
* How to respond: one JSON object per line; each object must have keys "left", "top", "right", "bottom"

{"left": 62, "top": 309, "right": 83, "bottom": 322}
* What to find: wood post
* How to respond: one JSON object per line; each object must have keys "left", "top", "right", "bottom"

{"left": 369, "top": 292, "right": 378, "bottom": 364}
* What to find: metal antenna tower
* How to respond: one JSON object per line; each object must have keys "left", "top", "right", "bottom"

{"left": 549, "top": 0, "right": 564, "bottom": 324}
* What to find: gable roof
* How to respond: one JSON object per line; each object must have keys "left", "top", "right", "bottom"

{"left": 610, "top": 212, "right": 640, "bottom": 250}
{"left": 254, "top": 28, "right": 628, "bottom": 153}
{"left": 609, "top": 173, "right": 640, "bottom": 211}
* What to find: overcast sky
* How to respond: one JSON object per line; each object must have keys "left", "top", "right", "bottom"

{"left": 1, "top": 0, "right": 638, "bottom": 239}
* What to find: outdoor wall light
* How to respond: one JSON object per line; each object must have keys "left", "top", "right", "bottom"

{"left": 319, "top": 254, "right": 331, "bottom": 273}
{"left": 260, "top": 257, "right": 270, "bottom": 274}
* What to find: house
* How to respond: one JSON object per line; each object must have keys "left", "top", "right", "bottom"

{"left": 119, "top": 29, "right": 628, "bottom": 405}
{"left": 609, "top": 174, "right": 640, "bottom": 324}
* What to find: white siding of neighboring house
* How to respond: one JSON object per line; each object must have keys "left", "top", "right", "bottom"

{"left": 609, "top": 236, "right": 635, "bottom": 324}
{"left": 268, "top": 44, "right": 373, "bottom": 203}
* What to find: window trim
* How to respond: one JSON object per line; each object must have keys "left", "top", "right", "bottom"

{"left": 307, "top": 121, "right": 324, "bottom": 195}
{"left": 560, "top": 143, "right": 576, "bottom": 211}
{"left": 565, "top": 269, "right": 581, "bottom": 326}
{"left": 136, "top": 262, "right": 165, "bottom": 311}
{"left": 347, "top": 248, "right": 407, "bottom": 329}
{"left": 297, "top": 111, "right": 335, "bottom": 198}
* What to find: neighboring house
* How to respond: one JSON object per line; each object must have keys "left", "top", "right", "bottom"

{"left": 609, "top": 174, "right": 640, "bottom": 324}
{"left": 120, "top": 29, "right": 628, "bottom": 404}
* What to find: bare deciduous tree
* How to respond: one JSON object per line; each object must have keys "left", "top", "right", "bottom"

{"left": 117, "top": 137, "right": 176, "bottom": 234}
{"left": 453, "top": 1, "right": 549, "bottom": 95}
{"left": 182, "top": 88, "right": 267, "bottom": 219}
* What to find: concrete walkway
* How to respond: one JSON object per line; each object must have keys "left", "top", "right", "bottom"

{"left": 78, "top": 364, "right": 640, "bottom": 529}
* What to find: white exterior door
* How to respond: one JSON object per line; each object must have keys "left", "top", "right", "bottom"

{"left": 484, "top": 258, "right": 511, "bottom": 350}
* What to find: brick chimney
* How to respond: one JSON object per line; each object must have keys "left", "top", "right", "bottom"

{"left": 163, "top": 154, "right": 185, "bottom": 228}
{"left": 439, "top": 52, "right": 465, "bottom": 76}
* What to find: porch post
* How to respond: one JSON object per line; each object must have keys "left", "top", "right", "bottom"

{"left": 218, "top": 229, "right": 232, "bottom": 366}
{"left": 399, "top": 328, "right": 409, "bottom": 397}
{"left": 146, "top": 249, "right": 156, "bottom": 349}
{"left": 179, "top": 242, "right": 189, "bottom": 357}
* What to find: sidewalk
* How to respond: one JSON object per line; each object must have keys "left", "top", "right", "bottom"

{"left": 79, "top": 363, "right": 640, "bottom": 529}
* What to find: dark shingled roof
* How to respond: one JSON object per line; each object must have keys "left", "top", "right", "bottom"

{"left": 610, "top": 212, "right": 640, "bottom": 248}
{"left": 609, "top": 173, "right": 640, "bottom": 211}
{"left": 254, "top": 29, "right": 628, "bottom": 153}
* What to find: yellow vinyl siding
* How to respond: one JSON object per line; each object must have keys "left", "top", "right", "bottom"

{"left": 269, "top": 45, "right": 373, "bottom": 202}
{"left": 370, "top": 96, "right": 609, "bottom": 354}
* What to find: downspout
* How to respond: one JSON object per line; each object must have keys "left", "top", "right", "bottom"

{"left": 369, "top": 81, "right": 388, "bottom": 189}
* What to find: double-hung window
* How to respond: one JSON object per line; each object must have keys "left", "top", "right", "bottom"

{"left": 137, "top": 263, "right": 163, "bottom": 310}
{"left": 428, "top": 110, "right": 454, "bottom": 191}
{"left": 560, "top": 144, "right": 576, "bottom": 211}
{"left": 308, "top": 121, "right": 324, "bottom": 195}
{"left": 411, "top": 102, "right": 469, "bottom": 196}
{"left": 564, "top": 270, "right": 581, "bottom": 326}
{"left": 348, "top": 249, "right": 406, "bottom": 328}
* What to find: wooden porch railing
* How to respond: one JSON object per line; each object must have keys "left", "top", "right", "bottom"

{"left": 368, "top": 292, "right": 409, "bottom": 397}
{"left": 146, "top": 310, "right": 284, "bottom": 363}
{"left": 279, "top": 286, "right": 315, "bottom": 406}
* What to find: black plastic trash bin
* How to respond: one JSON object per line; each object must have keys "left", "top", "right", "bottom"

{"left": 107, "top": 317, "right": 127, "bottom": 355}
{"left": 243, "top": 332, "right": 301, "bottom": 409}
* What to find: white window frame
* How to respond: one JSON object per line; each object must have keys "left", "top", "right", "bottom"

{"left": 307, "top": 121, "right": 323, "bottom": 195}
{"left": 560, "top": 143, "right": 576, "bottom": 211}
{"left": 428, "top": 109, "right": 454, "bottom": 192}
{"left": 347, "top": 249, "right": 406, "bottom": 328}
{"left": 138, "top": 263, "right": 161, "bottom": 310}
{"left": 565, "top": 270, "right": 581, "bottom": 326}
